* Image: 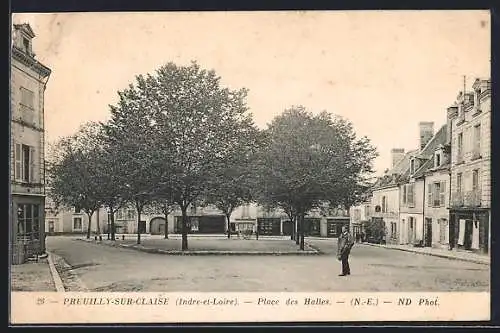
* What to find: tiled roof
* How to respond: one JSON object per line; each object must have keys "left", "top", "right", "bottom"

{"left": 372, "top": 149, "right": 416, "bottom": 189}
{"left": 412, "top": 124, "right": 447, "bottom": 178}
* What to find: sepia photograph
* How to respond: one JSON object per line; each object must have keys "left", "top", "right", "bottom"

{"left": 9, "top": 10, "right": 491, "bottom": 324}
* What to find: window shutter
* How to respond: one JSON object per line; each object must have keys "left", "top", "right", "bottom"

{"left": 29, "top": 146, "right": 35, "bottom": 183}
{"left": 15, "top": 143, "right": 21, "bottom": 181}
{"left": 408, "top": 184, "right": 413, "bottom": 206}
{"left": 440, "top": 181, "right": 446, "bottom": 207}
{"left": 403, "top": 185, "right": 407, "bottom": 204}
{"left": 427, "top": 184, "right": 432, "bottom": 207}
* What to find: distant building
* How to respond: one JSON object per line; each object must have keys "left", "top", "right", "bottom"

{"left": 349, "top": 192, "right": 373, "bottom": 240}
{"left": 371, "top": 148, "right": 414, "bottom": 245}
{"left": 45, "top": 200, "right": 349, "bottom": 238}
{"left": 448, "top": 78, "right": 491, "bottom": 254}
{"left": 11, "top": 23, "right": 51, "bottom": 263}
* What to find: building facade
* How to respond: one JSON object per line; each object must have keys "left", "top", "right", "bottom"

{"left": 46, "top": 200, "right": 350, "bottom": 238}
{"left": 349, "top": 194, "right": 373, "bottom": 241}
{"left": 422, "top": 142, "right": 451, "bottom": 249}
{"left": 45, "top": 205, "right": 109, "bottom": 236}
{"left": 370, "top": 147, "right": 414, "bottom": 245}
{"left": 400, "top": 123, "right": 448, "bottom": 247}
{"left": 11, "top": 23, "right": 51, "bottom": 263}
{"left": 448, "top": 78, "right": 491, "bottom": 254}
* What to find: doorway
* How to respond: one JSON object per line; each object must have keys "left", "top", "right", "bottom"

{"left": 424, "top": 218, "right": 432, "bottom": 247}
{"left": 408, "top": 217, "right": 415, "bottom": 244}
{"left": 463, "top": 219, "right": 473, "bottom": 250}
{"left": 138, "top": 221, "right": 147, "bottom": 234}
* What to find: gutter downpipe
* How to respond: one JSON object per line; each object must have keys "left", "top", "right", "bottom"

{"left": 422, "top": 176, "right": 426, "bottom": 247}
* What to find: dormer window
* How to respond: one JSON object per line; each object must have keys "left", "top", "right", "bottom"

{"left": 13, "top": 24, "right": 36, "bottom": 57}
{"left": 435, "top": 151, "right": 441, "bottom": 168}
{"left": 475, "top": 88, "right": 482, "bottom": 110}
{"left": 23, "top": 37, "right": 30, "bottom": 53}
{"left": 410, "top": 158, "right": 415, "bottom": 174}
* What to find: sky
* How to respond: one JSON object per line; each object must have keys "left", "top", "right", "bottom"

{"left": 12, "top": 11, "right": 490, "bottom": 175}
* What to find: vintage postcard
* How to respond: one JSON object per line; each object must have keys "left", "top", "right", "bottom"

{"left": 9, "top": 10, "right": 491, "bottom": 324}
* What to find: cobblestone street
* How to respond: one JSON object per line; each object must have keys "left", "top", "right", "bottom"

{"left": 46, "top": 236, "right": 489, "bottom": 292}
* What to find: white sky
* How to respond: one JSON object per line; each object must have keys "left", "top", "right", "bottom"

{"left": 12, "top": 11, "right": 491, "bottom": 175}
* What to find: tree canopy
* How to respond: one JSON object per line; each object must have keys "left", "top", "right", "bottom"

{"left": 255, "top": 106, "right": 378, "bottom": 248}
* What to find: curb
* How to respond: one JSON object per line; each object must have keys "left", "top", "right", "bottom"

{"left": 76, "top": 238, "right": 321, "bottom": 256}
{"left": 47, "top": 252, "right": 65, "bottom": 292}
{"left": 50, "top": 252, "right": 89, "bottom": 291}
{"left": 363, "top": 243, "right": 490, "bottom": 265}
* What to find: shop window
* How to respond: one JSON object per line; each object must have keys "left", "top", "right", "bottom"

{"left": 17, "top": 204, "right": 40, "bottom": 240}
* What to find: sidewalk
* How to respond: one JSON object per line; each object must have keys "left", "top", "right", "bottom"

{"left": 77, "top": 236, "right": 320, "bottom": 255}
{"left": 113, "top": 233, "right": 295, "bottom": 241}
{"left": 364, "top": 242, "right": 490, "bottom": 265}
{"left": 10, "top": 257, "right": 59, "bottom": 291}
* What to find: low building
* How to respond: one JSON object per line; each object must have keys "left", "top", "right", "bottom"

{"left": 45, "top": 200, "right": 109, "bottom": 236}
{"left": 371, "top": 148, "right": 413, "bottom": 245}
{"left": 350, "top": 193, "right": 373, "bottom": 242}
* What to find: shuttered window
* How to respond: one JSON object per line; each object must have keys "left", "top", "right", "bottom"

{"left": 439, "top": 181, "right": 446, "bottom": 207}
{"left": 427, "top": 184, "right": 432, "bottom": 207}
{"left": 20, "top": 87, "right": 34, "bottom": 108}
{"left": 14, "top": 143, "right": 22, "bottom": 181}
{"left": 13, "top": 143, "right": 34, "bottom": 182}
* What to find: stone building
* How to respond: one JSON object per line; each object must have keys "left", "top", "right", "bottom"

{"left": 448, "top": 78, "right": 491, "bottom": 254}
{"left": 10, "top": 23, "right": 51, "bottom": 263}
{"left": 411, "top": 124, "right": 449, "bottom": 248}
{"left": 371, "top": 148, "right": 414, "bottom": 245}
{"left": 44, "top": 190, "right": 110, "bottom": 236}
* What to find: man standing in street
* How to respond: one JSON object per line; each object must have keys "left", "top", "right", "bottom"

{"left": 337, "top": 225, "right": 355, "bottom": 276}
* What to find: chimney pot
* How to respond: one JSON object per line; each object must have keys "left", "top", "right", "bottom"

{"left": 419, "top": 121, "right": 434, "bottom": 150}
{"left": 391, "top": 148, "right": 405, "bottom": 168}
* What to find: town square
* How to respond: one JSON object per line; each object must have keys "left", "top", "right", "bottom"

{"left": 10, "top": 11, "right": 490, "bottom": 297}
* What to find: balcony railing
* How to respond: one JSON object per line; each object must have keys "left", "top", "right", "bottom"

{"left": 456, "top": 153, "right": 464, "bottom": 164}
{"left": 471, "top": 148, "right": 481, "bottom": 160}
{"left": 451, "top": 190, "right": 482, "bottom": 208}
{"left": 372, "top": 211, "right": 398, "bottom": 219}
{"left": 451, "top": 192, "right": 464, "bottom": 207}
{"left": 464, "top": 189, "right": 482, "bottom": 207}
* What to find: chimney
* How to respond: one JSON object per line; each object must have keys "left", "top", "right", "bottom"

{"left": 446, "top": 105, "right": 458, "bottom": 144}
{"left": 419, "top": 121, "right": 434, "bottom": 150}
{"left": 391, "top": 148, "right": 405, "bottom": 168}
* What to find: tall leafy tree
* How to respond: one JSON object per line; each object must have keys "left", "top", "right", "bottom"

{"left": 204, "top": 124, "right": 262, "bottom": 239}
{"left": 145, "top": 61, "right": 252, "bottom": 250}
{"left": 47, "top": 122, "right": 103, "bottom": 239}
{"left": 94, "top": 137, "right": 128, "bottom": 241}
{"left": 256, "top": 106, "right": 378, "bottom": 250}
{"left": 102, "top": 76, "right": 162, "bottom": 245}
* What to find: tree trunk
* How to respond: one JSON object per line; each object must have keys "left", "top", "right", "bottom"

{"left": 290, "top": 215, "right": 295, "bottom": 240}
{"left": 86, "top": 211, "right": 94, "bottom": 239}
{"left": 136, "top": 201, "right": 142, "bottom": 245}
{"left": 226, "top": 213, "right": 231, "bottom": 239}
{"left": 300, "top": 212, "right": 305, "bottom": 251}
{"left": 295, "top": 215, "right": 300, "bottom": 245}
{"left": 96, "top": 207, "right": 101, "bottom": 235}
{"left": 181, "top": 206, "right": 188, "bottom": 251}
{"left": 164, "top": 211, "right": 169, "bottom": 239}
{"left": 110, "top": 208, "right": 116, "bottom": 241}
